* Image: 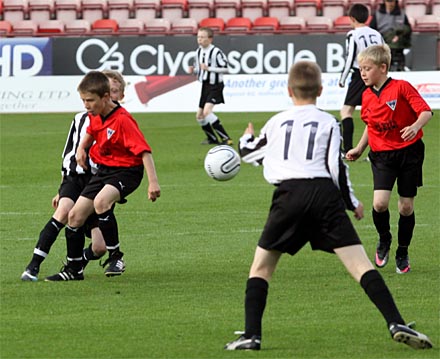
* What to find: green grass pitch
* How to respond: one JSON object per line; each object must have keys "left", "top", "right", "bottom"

{"left": 0, "top": 111, "right": 439, "bottom": 359}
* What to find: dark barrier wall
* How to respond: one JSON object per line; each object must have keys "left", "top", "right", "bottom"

{"left": 1, "top": 34, "right": 437, "bottom": 77}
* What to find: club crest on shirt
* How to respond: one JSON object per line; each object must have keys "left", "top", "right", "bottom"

{"left": 386, "top": 100, "right": 397, "bottom": 111}
{"left": 107, "top": 128, "right": 115, "bottom": 139}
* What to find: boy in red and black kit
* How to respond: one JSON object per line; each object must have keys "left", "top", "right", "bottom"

{"left": 346, "top": 44, "right": 432, "bottom": 274}
{"left": 46, "top": 71, "right": 161, "bottom": 281}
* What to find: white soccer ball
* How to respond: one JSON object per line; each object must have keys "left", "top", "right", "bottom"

{"left": 204, "top": 145, "right": 241, "bottom": 181}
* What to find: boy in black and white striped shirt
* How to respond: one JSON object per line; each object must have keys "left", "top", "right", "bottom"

{"left": 188, "top": 27, "right": 233, "bottom": 145}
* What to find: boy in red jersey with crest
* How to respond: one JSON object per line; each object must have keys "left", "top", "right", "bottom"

{"left": 46, "top": 71, "right": 161, "bottom": 281}
{"left": 346, "top": 44, "right": 432, "bottom": 274}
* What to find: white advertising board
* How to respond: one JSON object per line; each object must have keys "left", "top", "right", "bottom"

{"left": 1, "top": 72, "right": 439, "bottom": 113}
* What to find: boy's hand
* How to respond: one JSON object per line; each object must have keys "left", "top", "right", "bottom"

{"left": 353, "top": 201, "right": 364, "bottom": 220}
{"left": 400, "top": 124, "right": 420, "bottom": 141}
{"left": 76, "top": 148, "right": 88, "bottom": 170}
{"left": 52, "top": 194, "right": 60, "bottom": 209}
{"left": 244, "top": 122, "right": 254, "bottom": 136}
{"left": 148, "top": 183, "right": 161, "bottom": 202}
{"left": 345, "top": 147, "right": 362, "bottom": 161}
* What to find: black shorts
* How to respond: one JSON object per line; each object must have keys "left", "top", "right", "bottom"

{"left": 343, "top": 69, "right": 366, "bottom": 107}
{"left": 58, "top": 174, "right": 92, "bottom": 201}
{"left": 258, "top": 178, "right": 361, "bottom": 255}
{"left": 81, "top": 165, "right": 144, "bottom": 202}
{"left": 199, "top": 82, "right": 225, "bottom": 108}
{"left": 369, "top": 139, "right": 424, "bottom": 197}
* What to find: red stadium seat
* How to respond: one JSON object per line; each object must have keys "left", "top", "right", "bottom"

{"left": 170, "top": 17, "right": 198, "bottom": 33}
{"left": 224, "top": 16, "right": 252, "bottom": 33}
{"left": 404, "top": 0, "right": 429, "bottom": 18}
{"left": 251, "top": 16, "right": 279, "bottom": 32}
{"left": 294, "top": 0, "right": 321, "bottom": 19}
{"left": 133, "top": 0, "right": 159, "bottom": 19}
{"left": 11, "top": 20, "right": 39, "bottom": 36}
{"left": 144, "top": 17, "right": 171, "bottom": 33}
{"left": 64, "top": 18, "right": 91, "bottom": 33}
{"left": 81, "top": 0, "right": 107, "bottom": 23}
{"left": 117, "top": 18, "right": 144, "bottom": 33}
{"left": 413, "top": 14, "right": 440, "bottom": 31}
{"left": 107, "top": 0, "right": 133, "bottom": 21}
{"left": 91, "top": 18, "right": 119, "bottom": 32}
{"left": 267, "top": 0, "right": 293, "bottom": 18}
{"left": 199, "top": 16, "right": 225, "bottom": 31}
{"left": 38, "top": 19, "right": 65, "bottom": 33}
{"left": 433, "top": 0, "right": 440, "bottom": 16}
{"left": 0, "top": 20, "right": 13, "bottom": 35}
{"left": 333, "top": 15, "right": 351, "bottom": 32}
{"left": 213, "top": 0, "right": 240, "bottom": 22}
{"left": 160, "top": 0, "right": 188, "bottom": 21}
{"left": 321, "top": 0, "right": 347, "bottom": 20}
{"left": 28, "top": 0, "right": 54, "bottom": 21}
{"left": 3, "top": 0, "right": 29, "bottom": 22}
{"left": 55, "top": 0, "right": 81, "bottom": 22}
{"left": 278, "top": 15, "right": 305, "bottom": 32}
{"left": 187, "top": 0, "right": 214, "bottom": 23}
{"left": 346, "top": 0, "right": 375, "bottom": 14}
{"left": 305, "top": 15, "right": 333, "bottom": 32}
{"left": 241, "top": 0, "right": 268, "bottom": 22}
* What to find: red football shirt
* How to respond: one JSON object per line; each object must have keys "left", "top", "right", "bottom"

{"left": 87, "top": 105, "right": 152, "bottom": 167}
{"left": 361, "top": 78, "right": 431, "bottom": 152}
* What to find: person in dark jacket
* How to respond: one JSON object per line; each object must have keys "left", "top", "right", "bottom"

{"left": 370, "top": 0, "right": 412, "bottom": 71}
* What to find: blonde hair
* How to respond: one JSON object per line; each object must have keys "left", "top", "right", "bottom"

{"left": 288, "top": 61, "right": 322, "bottom": 100}
{"left": 357, "top": 44, "right": 392, "bottom": 70}
{"left": 102, "top": 70, "right": 126, "bottom": 93}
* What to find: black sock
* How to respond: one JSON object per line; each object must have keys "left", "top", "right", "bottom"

{"left": 201, "top": 124, "right": 218, "bottom": 143}
{"left": 83, "top": 243, "right": 104, "bottom": 261}
{"left": 372, "top": 209, "right": 392, "bottom": 243}
{"left": 211, "top": 119, "right": 230, "bottom": 141}
{"left": 341, "top": 117, "right": 354, "bottom": 152}
{"left": 65, "top": 225, "right": 85, "bottom": 271}
{"left": 245, "top": 277, "right": 269, "bottom": 338}
{"left": 360, "top": 270, "right": 404, "bottom": 327}
{"left": 29, "top": 218, "right": 65, "bottom": 269}
{"left": 98, "top": 209, "right": 120, "bottom": 256}
{"left": 397, "top": 213, "right": 414, "bottom": 253}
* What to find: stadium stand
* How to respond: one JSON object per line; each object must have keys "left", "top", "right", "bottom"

{"left": 223, "top": 16, "right": 252, "bottom": 33}
{"left": 433, "top": 0, "right": 440, "bottom": 15}
{"left": 213, "top": 0, "right": 241, "bottom": 22}
{"left": 0, "top": 20, "right": 13, "bottom": 35}
{"left": 187, "top": 0, "right": 214, "bottom": 23}
{"left": 241, "top": 0, "right": 268, "bottom": 22}
{"left": 3, "top": 0, "right": 29, "bottom": 22}
{"left": 170, "top": 17, "right": 198, "bottom": 33}
{"left": 305, "top": 15, "right": 333, "bottom": 31}
{"left": 117, "top": 18, "right": 144, "bottom": 33}
{"left": 403, "top": 0, "right": 430, "bottom": 18}
{"left": 64, "top": 18, "right": 91, "bottom": 32}
{"left": 199, "top": 16, "right": 225, "bottom": 30}
{"left": 11, "top": 19, "right": 39, "bottom": 35}
{"left": 251, "top": 15, "right": 279, "bottom": 31}
{"left": 144, "top": 17, "right": 171, "bottom": 33}
{"left": 81, "top": 0, "right": 107, "bottom": 23}
{"left": 267, "top": 0, "right": 293, "bottom": 18}
{"left": 54, "top": 0, "right": 81, "bottom": 22}
{"left": 321, "top": 0, "right": 347, "bottom": 20}
{"left": 278, "top": 15, "right": 306, "bottom": 32}
{"left": 37, "top": 19, "right": 65, "bottom": 33}
{"left": 160, "top": 0, "right": 188, "bottom": 21}
{"left": 133, "top": 0, "right": 160, "bottom": 19}
{"left": 91, "top": 18, "right": 119, "bottom": 32}
{"left": 413, "top": 14, "right": 440, "bottom": 31}
{"left": 294, "top": 0, "right": 322, "bottom": 19}
{"left": 332, "top": 14, "right": 351, "bottom": 31}
{"left": 107, "top": 0, "right": 133, "bottom": 21}
{"left": 28, "top": 0, "right": 54, "bottom": 21}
